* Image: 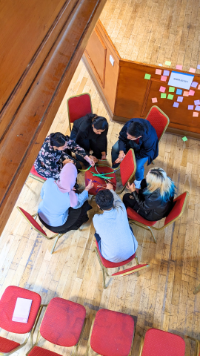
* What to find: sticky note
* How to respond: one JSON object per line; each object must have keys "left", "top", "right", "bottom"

{"left": 177, "top": 96, "right": 183, "bottom": 102}
{"left": 173, "top": 102, "right": 179, "bottom": 108}
{"left": 197, "top": 64, "right": 200, "bottom": 69}
{"left": 195, "top": 106, "right": 200, "bottom": 111}
{"left": 198, "top": 85, "right": 200, "bottom": 90}
{"left": 176, "top": 64, "right": 183, "bottom": 70}
{"left": 158, "top": 64, "right": 163, "bottom": 66}
{"left": 155, "top": 69, "right": 162, "bottom": 75}
{"left": 152, "top": 98, "right": 157, "bottom": 103}
{"left": 193, "top": 112, "right": 199, "bottom": 117}
{"left": 189, "top": 90, "right": 195, "bottom": 96}
{"left": 189, "top": 67, "right": 196, "bottom": 73}
{"left": 169, "top": 87, "right": 175, "bottom": 92}
{"left": 165, "top": 61, "right": 171, "bottom": 66}
{"left": 163, "top": 70, "right": 170, "bottom": 76}
{"left": 191, "top": 81, "right": 198, "bottom": 88}
{"left": 188, "top": 105, "right": 194, "bottom": 110}
{"left": 176, "top": 89, "right": 182, "bottom": 95}
{"left": 167, "top": 94, "right": 174, "bottom": 100}
{"left": 194, "top": 100, "right": 200, "bottom": 106}
{"left": 182, "top": 136, "right": 188, "bottom": 141}
{"left": 161, "top": 76, "right": 167, "bottom": 81}
{"left": 144, "top": 73, "right": 151, "bottom": 80}
{"left": 161, "top": 93, "right": 167, "bottom": 98}
{"left": 159, "top": 86, "right": 166, "bottom": 92}
{"left": 183, "top": 91, "right": 189, "bottom": 96}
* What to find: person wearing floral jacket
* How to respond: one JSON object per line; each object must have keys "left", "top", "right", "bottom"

{"left": 34, "top": 132, "right": 95, "bottom": 179}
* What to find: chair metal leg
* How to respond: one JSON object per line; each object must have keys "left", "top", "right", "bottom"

{"left": 148, "top": 226, "right": 157, "bottom": 243}
{"left": 193, "top": 283, "right": 200, "bottom": 295}
{"left": 51, "top": 234, "right": 60, "bottom": 254}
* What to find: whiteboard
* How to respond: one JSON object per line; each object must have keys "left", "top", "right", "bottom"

{"left": 168, "top": 71, "right": 194, "bottom": 90}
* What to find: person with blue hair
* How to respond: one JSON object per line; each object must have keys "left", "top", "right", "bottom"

{"left": 123, "top": 167, "right": 175, "bottom": 221}
{"left": 70, "top": 114, "right": 108, "bottom": 165}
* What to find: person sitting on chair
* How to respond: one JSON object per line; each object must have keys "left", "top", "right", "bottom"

{"left": 70, "top": 114, "right": 108, "bottom": 165}
{"left": 111, "top": 118, "right": 158, "bottom": 188}
{"left": 123, "top": 167, "right": 175, "bottom": 221}
{"left": 93, "top": 183, "right": 138, "bottom": 263}
{"left": 38, "top": 162, "right": 93, "bottom": 234}
{"left": 34, "top": 132, "right": 95, "bottom": 180}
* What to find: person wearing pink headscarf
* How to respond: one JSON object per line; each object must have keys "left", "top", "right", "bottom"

{"left": 38, "top": 163, "right": 93, "bottom": 233}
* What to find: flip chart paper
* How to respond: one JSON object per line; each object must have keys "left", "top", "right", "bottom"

{"left": 169, "top": 87, "right": 175, "bottom": 92}
{"left": 177, "top": 96, "right": 183, "bottom": 102}
{"left": 163, "top": 70, "right": 170, "bottom": 76}
{"left": 155, "top": 69, "right": 162, "bottom": 75}
{"left": 159, "top": 86, "right": 166, "bottom": 92}
{"left": 176, "top": 89, "right": 182, "bottom": 95}
{"left": 168, "top": 71, "right": 194, "bottom": 90}
{"left": 173, "top": 102, "right": 179, "bottom": 108}
{"left": 144, "top": 74, "right": 151, "bottom": 80}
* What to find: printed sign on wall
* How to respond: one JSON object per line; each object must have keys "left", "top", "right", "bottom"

{"left": 168, "top": 71, "right": 194, "bottom": 90}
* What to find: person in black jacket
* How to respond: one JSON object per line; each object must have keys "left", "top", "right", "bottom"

{"left": 123, "top": 167, "right": 175, "bottom": 221}
{"left": 111, "top": 118, "right": 158, "bottom": 188}
{"left": 70, "top": 113, "right": 108, "bottom": 165}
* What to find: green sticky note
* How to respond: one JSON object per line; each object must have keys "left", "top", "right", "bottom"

{"left": 167, "top": 94, "right": 174, "bottom": 100}
{"left": 169, "top": 86, "right": 175, "bottom": 92}
{"left": 144, "top": 73, "right": 151, "bottom": 80}
{"left": 165, "top": 61, "right": 171, "bottom": 66}
{"left": 161, "top": 93, "right": 167, "bottom": 98}
{"left": 182, "top": 136, "right": 188, "bottom": 142}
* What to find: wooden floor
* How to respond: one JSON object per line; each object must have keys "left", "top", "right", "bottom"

{"left": 1, "top": 1, "right": 200, "bottom": 354}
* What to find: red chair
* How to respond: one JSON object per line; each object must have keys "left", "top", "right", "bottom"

{"left": 29, "top": 165, "right": 47, "bottom": 183}
{"left": 127, "top": 191, "right": 189, "bottom": 243}
{"left": 85, "top": 149, "right": 136, "bottom": 196}
{"left": 86, "top": 309, "right": 135, "bottom": 356}
{"left": 17, "top": 207, "right": 64, "bottom": 254}
{"left": 67, "top": 93, "right": 92, "bottom": 132}
{"left": 145, "top": 105, "right": 170, "bottom": 142}
{"left": 139, "top": 328, "right": 185, "bottom": 356}
{"left": 27, "top": 298, "right": 86, "bottom": 356}
{"left": 94, "top": 241, "right": 149, "bottom": 289}
{"left": 0, "top": 286, "right": 43, "bottom": 355}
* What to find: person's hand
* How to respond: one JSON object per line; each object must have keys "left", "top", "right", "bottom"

{"left": 84, "top": 155, "right": 95, "bottom": 167}
{"left": 90, "top": 155, "right": 98, "bottom": 164}
{"left": 106, "top": 183, "right": 114, "bottom": 190}
{"left": 85, "top": 179, "right": 94, "bottom": 191}
{"left": 63, "top": 158, "right": 74, "bottom": 165}
{"left": 101, "top": 152, "right": 107, "bottom": 160}
{"left": 115, "top": 151, "right": 125, "bottom": 164}
{"left": 126, "top": 182, "right": 136, "bottom": 193}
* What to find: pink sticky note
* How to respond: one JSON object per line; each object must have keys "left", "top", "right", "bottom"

{"left": 177, "top": 96, "right": 183, "bottom": 102}
{"left": 195, "top": 106, "right": 200, "bottom": 111}
{"left": 189, "top": 67, "right": 196, "bottom": 73}
{"left": 198, "top": 85, "right": 200, "bottom": 90}
{"left": 193, "top": 112, "right": 199, "bottom": 117}
{"left": 159, "top": 86, "right": 166, "bottom": 92}
{"left": 152, "top": 98, "right": 157, "bottom": 103}
{"left": 155, "top": 69, "right": 162, "bottom": 75}
{"left": 188, "top": 105, "right": 194, "bottom": 110}
{"left": 161, "top": 76, "right": 167, "bottom": 81}
{"left": 189, "top": 90, "right": 195, "bottom": 96}
{"left": 194, "top": 100, "right": 200, "bottom": 106}
{"left": 183, "top": 91, "right": 189, "bottom": 96}
{"left": 176, "top": 64, "right": 183, "bottom": 70}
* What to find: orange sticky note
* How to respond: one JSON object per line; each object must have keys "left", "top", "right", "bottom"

{"left": 193, "top": 112, "right": 199, "bottom": 117}
{"left": 183, "top": 91, "right": 189, "bottom": 96}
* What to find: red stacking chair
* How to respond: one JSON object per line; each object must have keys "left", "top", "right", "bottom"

{"left": 27, "top": 297, "right": 86, "bottom": 356}
{"left": 85, "top": 149, "right": 136, "bottom": 196}
{"left": 86, "top": 309, "right": 135, "bottom": 356}
{"left": 67, "top": 93, "right": 92, "bottom": 132}
{"left": 0, "top": 286, "right": 43, "bottom": 355}
{"left": 29, "top": 165, "right": 47, "bottom": 183}
{"left": 94, "top": 241, "right": 149, "bottom": 289}
{"left": 139, "top": 328, "right": 185, "bottom": 356}
{"left": 127, "top": 191, "right": 189, "bottom": 244}
{"left": 17, "top": 207, "right": 64, "bottom": 254}
{"left": 145, "top": 105, "right": 170, "bottom": 142}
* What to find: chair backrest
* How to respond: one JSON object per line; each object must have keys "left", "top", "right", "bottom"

{"left": 120, "top": 149, "right": 136, "bottom": 187}
{"left": 164, "top": 191, "right": 189, "bottom": 226}
{"left": 145, "top": 106, "right": 170, "bottom": 141}
{"left": 67, "top": 93, "right": 92, "bottom": 124}
{"left": 17, "top": 207, "right": 47, "bottom": 237}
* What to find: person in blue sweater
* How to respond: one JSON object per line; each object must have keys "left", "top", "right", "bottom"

{"left": 111, "top": 118, "right": 158, "bottom": 188}
{"left": 93, "top": 183, "right": 138, "bottom": 263}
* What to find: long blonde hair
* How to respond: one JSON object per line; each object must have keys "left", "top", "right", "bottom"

{"left": 145, "top": 167, "right": 175, "bottom": 201}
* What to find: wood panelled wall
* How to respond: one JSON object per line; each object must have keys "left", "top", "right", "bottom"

{"left": 0, "top": 0, "right": 106, "bottom": 235}
{"left": 83, "top": 20, "right": 200, "bottom": 138}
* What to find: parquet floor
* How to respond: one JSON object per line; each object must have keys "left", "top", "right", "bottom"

{"left": 1, "top": 1, "right": 200, "bottom": 354}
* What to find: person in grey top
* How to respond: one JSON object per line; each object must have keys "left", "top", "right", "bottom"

{"left": 93, "top": 183, "right": 138, "bottom": 263}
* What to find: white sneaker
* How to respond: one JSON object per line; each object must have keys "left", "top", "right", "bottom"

{"left": 134, "top": 180, "right": 142, "bottom": 189}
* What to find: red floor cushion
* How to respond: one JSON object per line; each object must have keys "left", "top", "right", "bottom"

{"left": 141, "top": 329, "right": 185, "bottom": 356}
{"left": 0, "top": 336, "right": 20, "bottom": 353}
{"left": 85, "top": 166, "right": 116, "bottom": 195}
{"left": 40, "top": 298, "right": 86, "bottom": 347}
{"left": 0, "top": 286, "right": 41, "bottom": 334}
{"left": 30, "top": 166, "right": 47, "bottom": 180}
{"left": 126, "top": 207, "right": 157, "bottom": 226}
{"left": 90, "top": 309, "right": 134, "bottom": 356}
{"left": 28, "top": 346, "right": 62, "bottom": 356}
{"left": 95, "top": 241, "right": 135, "bottom": 268}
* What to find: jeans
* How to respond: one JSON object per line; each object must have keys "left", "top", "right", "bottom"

{"left": 111, "top": 140, "right": 148, "bottom": 180}
{"left": 94, "top": 232, "right": 101, "bottom": 251}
